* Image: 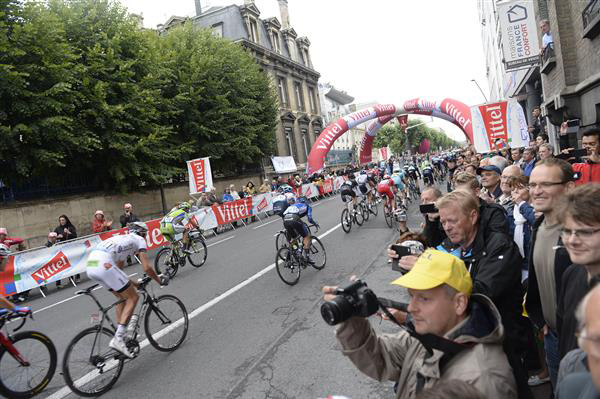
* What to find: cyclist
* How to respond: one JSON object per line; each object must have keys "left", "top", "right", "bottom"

{"left": 339, "top": 173, "right": 359, "bottom": 213}
{"left": 86, "top": 222, "right": 166, "bottom": 358}
{"left": 391, "top": 168, "right": 408, "bottom": 208}
{"left": 160, "top": 202, "right": 199, "bottom": 254}
{"left": 376, "top": 175, "right": 397, "bottom": 213}
{"left": 421, "top": 160, "right": 435, "bottom": 186}
{"left": 272, "top": 185, "right": 296, "bottom": 217}
{"left": 282, "top": 197, "right": 319, "bottom": 264}
{"left": 356, "top": 170, "right": 371, "bottom": 203}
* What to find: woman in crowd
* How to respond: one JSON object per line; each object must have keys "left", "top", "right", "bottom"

{"left": 259, "top": 179, "right": 271, "bottom": 193}
{"left": 54, "top": 214, "right": 77, "bottom": 242}
{"left": 245, "top": 181, "right": 256, "bottom": 196}
{"left": 91, "top": 210, "right": 113, "bottom": 233}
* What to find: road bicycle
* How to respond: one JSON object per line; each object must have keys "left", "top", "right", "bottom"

{"left": 62, "top": 277, "right": 189, "bottom": 397}
{"left": 275, "top": 225, "right": 326, "bottom": 286}
{"left": 154, "top": 228, "right": 207, "bottom": 279}
{"left": 340, "top": 200, "right": 365, "bottom": 233}
{"left": 275, "top": 223, "right": 317, "bottom": 252}
{"left": 0, "top": 308, "right": 57, "bottom": 399}
{"left": 366, "top": 192, "right": 379, "bottom": 216}
{"left": 407, "top": 179, "right": 421, "bottom": 201}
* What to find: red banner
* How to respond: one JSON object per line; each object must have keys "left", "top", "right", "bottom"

{"left": 31, "top": 251, "right": 71, "bottom": 284}
{"left": 98, "top": 219, "right": 168, "bottom": 250}
{"left": 477, "top": 102, "right": 509, "bottom": 149}
{"left": 189, "top": 158, "right": 207, "bottom": 193}
{"left": 323, "top": 179, "right": 333, "bottom": 193}
{"left": 212, "top": 198, "right": 253, "bottom": 225}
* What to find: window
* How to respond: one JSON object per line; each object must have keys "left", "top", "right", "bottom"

{"left": 277, "top": 77, "right": 289, "bottom": 107}
{"left": 301, "top": 128, "right": 309, "bottom": 158}
{"left": 211, "top": 23, "right": 223, "bottom": 38}
{"left": 308, "top": 87, "right": 317, "bottom": 113}
{"left": 270, "top": 30, "right": 280, "bottom": 53}
{"left": 247, "top": 18, "right": 259, "bottom": 43}
{"left": 303, "top": 48, "right": 310, "bottom": 66}
{"left": 294, "top": 81, "right": 305, "bottom": 111}
{"left": 297, "top": 44, "right": 305, "bottom": 65}
{"left": 285, "top": 127, "right": 296, "bottom": 158}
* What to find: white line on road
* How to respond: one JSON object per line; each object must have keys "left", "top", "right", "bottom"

{"left": 252, "top": 218, "right": 279, "bottom": 229}
{"left": 46, "top": 223, "right": 341, "bottom": 399}
{"left": 206, "top": 235, "right": 235, "bottom": 247}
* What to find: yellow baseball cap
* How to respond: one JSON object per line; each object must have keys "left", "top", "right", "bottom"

{"left": 391, "top": 249, "right": 472, "bottom": 295}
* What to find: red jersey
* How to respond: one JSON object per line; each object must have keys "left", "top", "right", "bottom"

{"left": 0, "top": 237, "right": 24, "bottom": 248}
{"left": 573, "top": 162, "right": 600, "bottom": 185}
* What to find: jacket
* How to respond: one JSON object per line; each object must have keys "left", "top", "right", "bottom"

{"left": 525, "top": 214, "right": 573, "bottom": 329}
{"left": 335, "top": 294, "right": 517, "bottom": 399}
{"left": 54, "top": 224, "right": 77, "bottom": 242}
{"left": 507, "top": 201, "right": 536, "bottom": 270}
{"left": 557, "top": 265, "right": 589, "bottom": 358}
{"left": 573, "top": 161, "right": 600, "bottom": 185}
{"left": 556, "top": 372, "right": 600, "bottom": 399}
{"left": 119, "top": 212, "right": 140, "bottom": 228}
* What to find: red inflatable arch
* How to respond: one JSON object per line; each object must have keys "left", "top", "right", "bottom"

{"left": 307, "top": 98, "right": 473, "bottom": 174}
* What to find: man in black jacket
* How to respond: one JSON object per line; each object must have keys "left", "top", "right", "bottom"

{"left": 525, "top": 158, "right": 576, "bottom": 390}
{"left": 435, "top": 189, "right": 532, "bottom": 399}
{"left": 119, "top": 203, "right": 140, "bottom": 228}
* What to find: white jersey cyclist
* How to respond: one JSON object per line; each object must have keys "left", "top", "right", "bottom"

{"left": 356, "top": 172, "right": 370, "bottom": 195}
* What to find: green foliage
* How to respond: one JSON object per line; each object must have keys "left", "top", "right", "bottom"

{"left": 373, "top": 119, "right": 459, "bottom": 155}
{"left": 0, "top": 0, "right": 278, "bottom": 194}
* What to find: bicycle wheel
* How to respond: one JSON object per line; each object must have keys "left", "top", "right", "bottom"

{"left": 154, "top": 247, "right": 179, "bottom": 279}
{"left": 0, "top": 331, "right": 57, "bottom": 399}
{"left": 341, "top": 209, "right": 352, "bottom": 233}
{"left": 308, "top": 237, "right": 326, "bottom": 270}
{"left": 145, "top": 295, "right": 189, "bottom": 352}
{"left": 369, "top": 199, "right": 378, "bottom": 216}
{"left": 275, "top": 247, "right": 301, "bottom": 285}
{"left": 187, "top": 237, "right": 207, "bottom": 267}
{"left": 275, "top": 231, "right": 288, "bottom": 251}
{"left": 354, "top": 207, "right": 364, "bottom": 226}
{"left": 384, "top": 205, "right": 393, "bottom": 228}
{"left": 62, "top": 326, "right": 124, "bottom": 397}
{"left": 361, "top": 203, "right": 369, "bottom": 222}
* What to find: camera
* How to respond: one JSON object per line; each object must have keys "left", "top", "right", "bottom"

{"left": 321, "top": 280, "right": 379, "bottom": 326}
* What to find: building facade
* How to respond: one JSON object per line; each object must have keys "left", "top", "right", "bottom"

{"left": 161, "top": 0, "right": 323, "bottom": 171}
{"left": 318, "top": 82, "right": 355, "bottom": 151}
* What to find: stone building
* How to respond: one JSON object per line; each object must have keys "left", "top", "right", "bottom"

{"left": 161, "top": 0, "right": 323, "bottom": 171}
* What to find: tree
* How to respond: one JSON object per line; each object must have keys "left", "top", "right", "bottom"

{"left": 151, "top": 23, "right": 278, "bottom": 175}
{"left": 372, "top": 119, "right": 459, "bottom": 155}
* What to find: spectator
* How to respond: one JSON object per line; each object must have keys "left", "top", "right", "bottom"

{"left": 435, "top": 190, "right": 531, "bottom": 398}
{"left": 556, "top": 285, "right": 600, "bottom": 399}
{"left": 536, "top": 133, "right": 550, "bottom": 147}
{"left": 465, "top": 163, "right": 478, "bottom": 175}
{"left": 522, "top": 147, "right": 538, "bottom": 177}
{"left": 512, "top": 147, "right": 525, "bottom": 167}
{"left": 416, "top": 379, "right": 484, "bottom": 399}
{"left": 259, "top": 179, "right": 271, "bottom": 193}
{"left": 119, "top": 203, "right": 139, "bottom": 228}
{"left": 477, "top": 165, "right": 503, "bottom": 203}
{"left": 54, "top": 214, "right": 77, "bottom": 242}
{"left": 556, "top": 184, "right": 600, "bottom": 359}
{"left": 237, "top": 185, "right": 246, "bottom": 199}
{"left": 0, "top": 228, "right": 25, "bottom": 251}
{"left": 508, "top": 175, "right": 536, "bottom": 282}
{"left": 529, "top": 107, "right": 546, "bottom": 139}
{"left": 92, "top": 210, "right": 113, "bottom": 233}
{"left": 46, "top": 232, "right": 58, "bottom": 247}
{"left": 207, "top": 188, "right": 219, "bottom": 205}
{"left": 499, "top": 165, "right": 523, "bottom": 210}
{"left": 525, "top": 158, "right": 576, "bottom": 390}
{"left": 573, "top": 128, "right": 600, "bottom": 185}
{"left": 245, "top": 181, "right": 256, "bottom": 196}
{"left": 540, "top": 19, "right": 554, "bottom": 54}
{"left": 324, "top": 250, "right": 517, "bottom": 398}
{"left": 222, "top": 188, "right": 234, "bottom": 202}
{"left": 420, "top": 187, "right": 447, "bottom": 247}
{"left": 539, "top": 143, "right": 555, "bottom": 160}
{"left": 229, "top": 184, "right": 240, "bottom": 200}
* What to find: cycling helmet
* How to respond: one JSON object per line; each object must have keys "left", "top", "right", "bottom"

{"left": 360, "top": 170, "right": 367, "bottom": 175}
{"left": 282, "top": 185, "right": 293, "bottom": 194}
{"left": 0, "top": 244, "right": 11, "bottom": 258}
{"left": 178, "top": 202, "right": 191, "bottom": 212}
{"left": 287, "top": 194, "right": 296, "bottom": 205}
{"left": 296, "top": 197, "right": 308, "bottom": 204}
{"left": 128, "top": 221, "right": 149, "bottom": 237}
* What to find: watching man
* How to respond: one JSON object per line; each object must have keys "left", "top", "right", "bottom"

{"left": 512, "top": 147, "right": 525, "bottom": 167}
{"left": 556, "top": 184, "right": 600, "bottom": 359}
{"left": 556, "top": 285, "right": 600, "bottom": 398}
{"left": 523, "top": 147, "right": 538, "bottom": 177}
{"left": 323, "top": 250, "right": 517, "bottom": 398}
{"left": 536, "top": 133, "right": 550, "bottom": 147}
{"left": 420, "top": 187, "right": 446, "bottom": 247}
{"left": 119, "top": 203, "right": 140, "bottom": 228}
{"left": 499, "top": 165, "right": 523, "bottom": 210}
{"left": 572, "top": 128, "right": 600, "bottom": 184}
{"left": 539, "top": 143, "right": 555, "bottom": 161}
{"left": 525, "top": 158, "right": 576, "bottom": 390}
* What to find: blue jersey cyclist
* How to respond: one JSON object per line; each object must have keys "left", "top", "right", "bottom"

{"left": 282, "top": 197, "right": 319, "bottom": 264}
{"left": 272, "top": 185, "right": 296, "bottom": 217}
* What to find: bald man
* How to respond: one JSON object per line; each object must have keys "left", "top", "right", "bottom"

{"left": 498, "top": 165, "right": 523, "bottom": 209}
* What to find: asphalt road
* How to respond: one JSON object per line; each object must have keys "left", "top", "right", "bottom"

{"left": 19, "top": 188, "right": 550, "bottom": 399}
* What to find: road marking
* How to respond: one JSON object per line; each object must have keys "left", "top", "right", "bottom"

{"left": 46, "top": 223, "right": 342, "bottom": 399}
{"left": 252, "top": 218, "right": 279, "bottom": 229}
{"left": 206, "top": 235, "right": 235, "bottom": 247}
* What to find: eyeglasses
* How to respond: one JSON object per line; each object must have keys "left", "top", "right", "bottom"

{"left": 560, "top": 227, "right": 600, "bottom": 240}
{"left": 577, "top": 331, "right": 600, "bottom": 358}
{"left": 527, "top": 181, "right": 566, "bottom": 190}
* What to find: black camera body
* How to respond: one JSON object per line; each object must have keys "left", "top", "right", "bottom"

{"left": 321, "top": 280, "right": 379, "bottom": 326}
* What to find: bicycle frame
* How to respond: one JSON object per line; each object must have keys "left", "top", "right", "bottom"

{"left": 0, "top": 314, "right": 30, "bottom": 366}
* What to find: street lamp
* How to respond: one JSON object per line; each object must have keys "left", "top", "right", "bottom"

{"left": 471, "top": 79, "right": 489, "bottom": 103}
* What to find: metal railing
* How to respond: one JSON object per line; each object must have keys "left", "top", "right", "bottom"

{"left": 583, "top": 0, "right": 600, "bottom": 30}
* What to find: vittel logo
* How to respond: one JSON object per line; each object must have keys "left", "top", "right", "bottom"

{"left": 32, "top": 251, "right": 71, "bottom": 284}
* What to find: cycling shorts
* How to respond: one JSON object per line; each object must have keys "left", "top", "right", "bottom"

{"left": 340, "top": 187, "right": 356, "bottom": 202}
{"left": 377, "top": 182, "right": 394, "bottom": 200}
{"left": 283, "top": 214, "right": 309, "bottom": 238}
{"left": 86, "top": 250, "right": 131, "bottom": 293}
{"left": 159, "top": 222, "right": 185, "bottom": 243}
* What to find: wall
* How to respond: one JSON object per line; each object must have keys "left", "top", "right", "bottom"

{"left": 0, "top": 174, "right": 262, "bottom": 250}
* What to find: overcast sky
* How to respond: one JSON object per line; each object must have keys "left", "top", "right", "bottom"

{"left": 120, "top": 0, "right": 489, "bottom": 142}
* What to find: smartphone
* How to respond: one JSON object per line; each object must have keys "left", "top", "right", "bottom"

{"left": 391, "top": 244, "right": 412, "bottom": 258}
{"left": 419, "top": 203, "right": 437, "bottom": 214}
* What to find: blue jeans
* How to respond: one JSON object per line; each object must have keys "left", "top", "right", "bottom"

{"left": 544, "top": 328, "right": 559, "bottom": 390}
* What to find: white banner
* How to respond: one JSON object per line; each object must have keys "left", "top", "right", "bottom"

{"left": 498, "top": 0, "right": 540, "bottom": 71}
{"left": 271, "top": 156, "right": 297, "bottom": 173}
{"left": 471, "top": 99, "right": 529, "bottom": 153}
{"left": 187, "top": 157, "right": 214, "bottom": 194}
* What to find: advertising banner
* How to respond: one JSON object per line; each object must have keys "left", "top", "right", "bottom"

{"left": 300, "top": 184, "right": 319, "bottom": 199}
{"left": 271, "top": 156, "right": 297, "bottom": 173}
{"left": 187, "top": 157, "right": 214, "bottom": 194}
{"left": 498, "top": 0, "right": 540, "bottom": 71}
{"left": 323, "top": 179, "right": 334, "bottom": 194}
{"left": 471, "top": 99, "right": 529, "bottom": 153}
{"left": 211, "top": 198, "right": 254, "bottom": 225}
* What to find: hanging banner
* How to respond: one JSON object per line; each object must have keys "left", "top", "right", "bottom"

{"left": 271, "top": 156, "right": 297, "bottom": 173}
{"left": 471, "top": 100, "right": 529, "bottom": 153}
{"left": 187, "top": 157, "right": 214, "bottom": 194}
{"left": 497, "top": 0, "right": 540, "bottom": 71}
{"left": 379, "top": 147, "right": 390, "bottom": 161}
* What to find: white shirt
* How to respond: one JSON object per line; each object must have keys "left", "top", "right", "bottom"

{"left": 542, "top": 32, "right": 553, "bottom": 49}
{"left": 95, "top": 234, "right": 147, "bottom": 263}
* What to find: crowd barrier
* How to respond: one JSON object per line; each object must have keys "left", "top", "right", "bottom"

{"left": 0, "top": 178, "right": 345, "bottom": 296}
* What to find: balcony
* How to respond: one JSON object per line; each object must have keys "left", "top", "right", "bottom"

{"left": 583, "top": 0, "right": 600, "bottom": 39}
{"left": 540, "top": 44, "right": 556, "bottom": 74}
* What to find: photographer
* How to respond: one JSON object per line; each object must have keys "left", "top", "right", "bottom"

{"left": 322, "top": 250, "right": 517, "bottom": 398}
{"left": 420, "top": 187, "right": 446, "bottom": 247}
{"left": 119, "top": 203, "right": 139, "bottom": 228}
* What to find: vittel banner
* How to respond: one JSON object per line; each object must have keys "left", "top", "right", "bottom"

{"left": 187, "top": 157, "right": 214, "bottom": 194}
{"left": 471, "top": 99, "right": 529, "bottom": 153}
{"left": 498, "top": 0, "right": 540, "bottom": 71}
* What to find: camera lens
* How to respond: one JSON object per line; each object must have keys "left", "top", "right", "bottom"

{"left": 321, "top": 296, "right": 354, "bottom": 326}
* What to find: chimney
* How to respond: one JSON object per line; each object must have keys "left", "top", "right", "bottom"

{"left": 194, "top": 0, "right": 202, "bottom": 16}
{"left": 278, "top": 0, "right": 290, "bottom": 29}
